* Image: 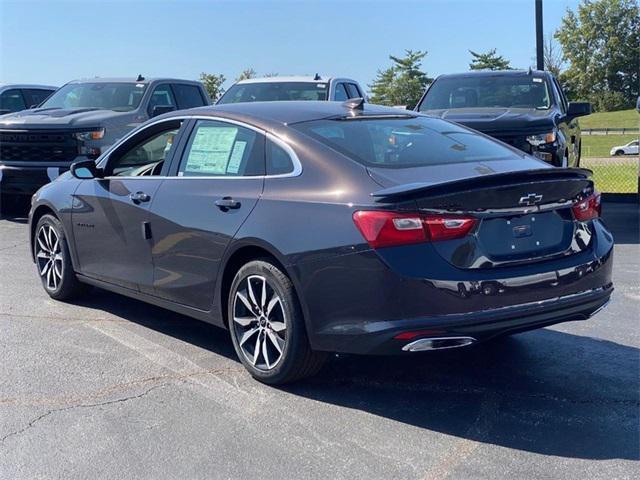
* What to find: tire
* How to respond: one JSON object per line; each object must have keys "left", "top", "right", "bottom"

{"left": 227, "top": 259, "right": 326, "bottom": 384}
{"left": 34, "top": 214, "right": 86, "bottom": 301}
{"left": 613, "top": 150, "right": 624, "bottom": 156}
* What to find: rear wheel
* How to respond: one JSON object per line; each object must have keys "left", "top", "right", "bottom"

{"left": 228, "top": 259, "right": 325, "bottom": 384}
{"left": 35, "top": 214, "right": 85, "bottom": 300}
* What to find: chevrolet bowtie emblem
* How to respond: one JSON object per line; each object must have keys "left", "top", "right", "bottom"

{"left": 519, "top": 193, "right": 543, "bottom": 206}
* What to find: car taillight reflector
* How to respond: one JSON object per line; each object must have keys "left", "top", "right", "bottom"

{"left": 572, "top": 192, "right": 601, "bottom": 221}
{"left": 352, "top": 211, "right": 477, "bottom": 248}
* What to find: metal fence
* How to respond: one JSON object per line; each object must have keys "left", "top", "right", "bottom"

{"left": 581, "top": 156, "right": 639, "bottom": 196}
{"left": 582, "top": 128, "right": 640, "bottom": 135}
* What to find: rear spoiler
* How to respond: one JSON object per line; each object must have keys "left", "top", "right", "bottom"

{"left": 371, "top": 168, "right": 593, "bottom": 199}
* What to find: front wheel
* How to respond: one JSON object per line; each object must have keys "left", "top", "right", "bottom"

{"left": 613, "top": 150, "right": 625, "bottom": 156}
{"left": 34, "top": 214, "right": 85, "bottom": 300}
{"left": 228, "top": 259, "right": 326, "bottom": 384}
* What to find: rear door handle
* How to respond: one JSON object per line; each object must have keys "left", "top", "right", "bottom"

{"left": 215, "top": 197, "right": 241, "bottom": 211}
{"left": 130, "top": 191, "right": 151, "bottom": 204}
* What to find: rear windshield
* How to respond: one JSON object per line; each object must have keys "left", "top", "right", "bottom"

{"left": 419, "top": 75, "right": 552, "bottom": 111}
{"left": 292, "top": 116, "right": 517, "bottom": 168}
{"left": 218, "top": 82, "right": 329, "bottom": 103}
{"left": 40, "top": 82, "right": 147, "bottom": 111}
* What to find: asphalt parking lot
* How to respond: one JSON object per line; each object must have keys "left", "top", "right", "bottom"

{"left": 0, "top": 202, "right": 638, "bottom": 479}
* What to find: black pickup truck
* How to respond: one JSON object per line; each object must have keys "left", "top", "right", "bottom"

{"left": 415, "top": 70, "right": 591, "bottom": 167}
{"left": 0, "top": 77, "right": 210, "bottom": 202}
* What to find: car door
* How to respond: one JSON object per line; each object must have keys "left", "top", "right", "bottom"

{"left": 148, "top": 118, "right": 265, "bottom": 310}
{"left": 72, "top": 118, "right": 187, "bottom": 292}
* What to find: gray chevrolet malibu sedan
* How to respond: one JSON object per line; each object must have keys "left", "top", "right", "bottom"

{"left": 29, "top": 100, "right": 613, "bottom": 384}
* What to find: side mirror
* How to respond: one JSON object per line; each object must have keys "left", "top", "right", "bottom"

{"left": 151, "top": 105, "right": 176, "bottom": 118}
{"left": 567, "top": 102, "right": 591, "bottom": 118}
{"left": 70, "top": 160, "right": 102, "bottom": 179}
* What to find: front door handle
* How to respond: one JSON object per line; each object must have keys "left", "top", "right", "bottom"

{"left": 130, "top": 191, "right": 151, "bottom": 204}
{"left": 215, "top": 197, "right": 241, "bottom": 211}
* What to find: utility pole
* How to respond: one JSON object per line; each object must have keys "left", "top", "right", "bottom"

{"left": 535, "top": 0, "right": 544, "bottom": 70}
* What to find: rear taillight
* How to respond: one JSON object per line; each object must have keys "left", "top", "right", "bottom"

{"left": 572, "top": 192, "right": 601, "bottom": 221}
{"left": 352, "top": 211, "right": 476, "bottom": 248}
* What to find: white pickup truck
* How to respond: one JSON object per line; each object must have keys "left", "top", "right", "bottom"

{"left": 217, "top": 75, "right": 366, "bottom": 104}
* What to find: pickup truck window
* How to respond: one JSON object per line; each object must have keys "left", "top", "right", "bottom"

{"left": 173, "top": 84, "right": 205, "bottom": 109}
{"left": 23, "top": 89, "right": 54, "bottom": 108}
{"left": 218, "top": 82, "right": 329, "bottom": 103}
{"left": 334, "top": 83, "right": 349, "bottom": 101}
{"left": 420, "top": 76, "right": 551, "bottom": 111}
{"left": 148, "top": 85, "right": 177, "bottom": 116}
{"left": 40, "top": 82, "right": 147, "bottom": 111}
{"left": 0, "top": 89, "right": 26, "bottom": 112}
{"left": 345, "top": 83, "right": 362, "bottom": 99}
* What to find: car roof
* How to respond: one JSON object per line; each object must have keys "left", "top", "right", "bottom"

{"left": 235, "top": 76, "right": 355, "bottom": 85}
{"left": 170, "top": 101, "right": 418, "bottom": 129}
{"left": 65, "top": 77, "right": 202, "bottom": 85}
{"left": 0, "top": 84, "right": 57, "bottom": 90}
{"left": 436, "top": 69, "right": 550, "bottom": 80}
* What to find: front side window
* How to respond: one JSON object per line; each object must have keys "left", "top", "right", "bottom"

{"left": 420, "top": 75, "right": 552, "bottom": 111}
{"left": 293, "top": 116, "right": 516, "bottom": 168}
{"left": 334, "top": 83, "right": 349, "bottom": 101}
{"left": 172, "top": 84, "right": 205, "bottom": 109}
{"left": 218, "top": 82, "right": 329, "bottom": 103}
{"left": 148, "top": 85, "right": 176, "bottom": 115}
{"left": 0, "top": 89, "right": 26, "bottom": 112}
{"left": 346, "top": 83, "right": 362, "bottom": 98}
{"left": 108, "top": 122, "right": 181, "bottom": 176}
{"left": 40, "top": 82, "right": 146, "bottom": 111}
{"left": 178, "top": 120, "right": 264, "bottom": 177}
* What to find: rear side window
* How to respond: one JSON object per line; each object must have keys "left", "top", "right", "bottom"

{"left": 173, "top": 84, "right": 205, "bottom": 109}
{"left": 23, "top": 89, "right": 54, "bottom": 107}
{"left": 218, "top": 82, "right": 329, "bottom": 103}
{"left": 293, "top": 116, "right": 515, "bottom": 168}
{"left": 267, "top": 140, "right": 294, "bottom": 175}
{"left": 178, "top": 120, "right": 265, "bottom": 177}
{"left": 0, "top": 89, "right": 26, "bottom": 112}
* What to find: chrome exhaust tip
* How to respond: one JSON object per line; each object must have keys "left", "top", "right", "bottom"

{"left": 402, "top": 336, "right": 477, "bottom": 352}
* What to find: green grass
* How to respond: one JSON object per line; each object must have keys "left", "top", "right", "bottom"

{"left": 581, "top": 134, "right": 639, "bottom": 157}
{"left": 585, "top": 163, "right": 638, "bottom": 193}
{"left": 580, "top": 109, "right": 639, "bottom": 130}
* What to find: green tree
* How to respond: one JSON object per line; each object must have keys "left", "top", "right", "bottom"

{"left": 368, "top": 50, "right": 432, "bottom": 108}
{"left": 468, "top": 48, "right": 513, "bottom": 70}
{"left": 555, "top": 0, "right": 639, "bottom": 110}
{"left": 199, "top": 72, "right": 226, "bottom": 101}
{"left": 236, "top": 67, "right": 257, "bottom": 82}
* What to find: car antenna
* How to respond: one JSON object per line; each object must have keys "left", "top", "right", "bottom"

{"left": 343, "top": 97, "right": 365, "bottom": 110}
{"left": 136, "top": 74, "right": 145, "bottom": 82}
{"left": 527, "top": 66, "right": 533, "bottom": 75}
{"left": 313, "top": 73, "right": 321, "bottom": 81}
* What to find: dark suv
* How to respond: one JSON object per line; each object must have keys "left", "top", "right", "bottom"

{"left": 415, "top": 70, "right": 591, "bottom": 167}
{"left": 0, "top": 77, "right": 210, "bottom": 200}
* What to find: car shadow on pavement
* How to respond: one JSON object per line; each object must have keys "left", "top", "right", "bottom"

{"left": 287, "top": 330, "right": 640, "bottom": 461}
{"left": 75, "top": 288, "right": 638, "bottom": 462}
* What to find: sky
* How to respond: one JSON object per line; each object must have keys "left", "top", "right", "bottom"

{"left": 0, "top": 0, "right": 581, "bottom": 90}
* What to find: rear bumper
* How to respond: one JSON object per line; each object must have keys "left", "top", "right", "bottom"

{"left": 297, "top": 219, "right": 614, "bottom": 355}
{"left": 311, "top": 285, "right": 612, "bottom": 354}
{"left": 0, "top": 162, "right": 72, "bottom": 196}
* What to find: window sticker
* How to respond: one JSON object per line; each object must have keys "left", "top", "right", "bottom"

{"left": 184, "top": 126, "right": 238, "bottom": 174}
{"left": 226, "top": 141, "right": 246, "bottom": 174}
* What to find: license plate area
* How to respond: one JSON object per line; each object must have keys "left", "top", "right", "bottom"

{"left": 477, "top": 211, "right": 573, "bottom": 261}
